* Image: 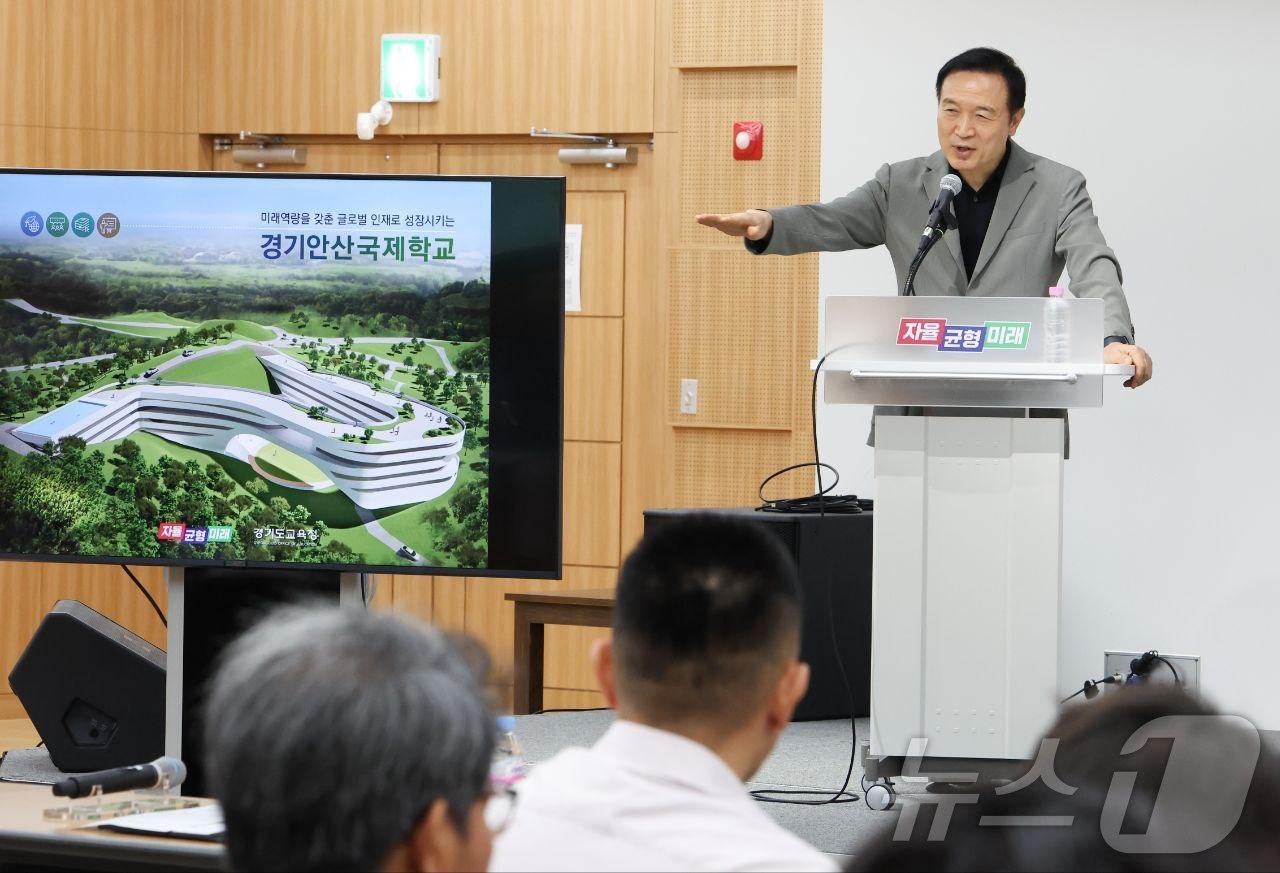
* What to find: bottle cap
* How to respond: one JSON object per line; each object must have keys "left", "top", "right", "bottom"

{"left": 1048, "top": 285, "right": 1066, "bottom": 298}
{"left": 496, "top": 714, "right": 517, "bottom": 733}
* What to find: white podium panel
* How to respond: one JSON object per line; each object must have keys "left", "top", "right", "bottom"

{"left": 870, "top": 415, "right": 1063, "bottom": 761}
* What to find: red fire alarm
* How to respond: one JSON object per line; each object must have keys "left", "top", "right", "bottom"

{"left": 733, "top": 121, "right": 763, "bottom": 160}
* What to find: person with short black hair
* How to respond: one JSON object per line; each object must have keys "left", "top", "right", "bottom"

{"left": 849, "top": 686, "right": 1280, "bottom": 872}
{"left": 698, "top": 46, "right": 1153, "bottom": 405}
{"left": 490, "top": 514, "right": 836, "bottom": 871}
{"left": 203, "top": 606, "right": 498, "bottom": 873}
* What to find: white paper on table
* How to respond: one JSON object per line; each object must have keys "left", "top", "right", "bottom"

{"left": 564, "top": 224, "right": 583, "bottom": 313}
{"left": 96, "top": 803, "right": 225, "bottom": 840}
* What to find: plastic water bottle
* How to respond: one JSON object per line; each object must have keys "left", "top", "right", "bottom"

{"left": 1044, "top": 285, "right": 1070, "bottom": 364}
{"left": 491, "top": 715, "right": 527, "bottom": 788}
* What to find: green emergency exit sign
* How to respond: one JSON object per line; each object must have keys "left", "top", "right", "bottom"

{"left": 380, "top": 34, "right": 441, "bottom": 103}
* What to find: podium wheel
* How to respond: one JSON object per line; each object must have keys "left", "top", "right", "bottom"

{"left": 865, "top": 782, "right": 896, "bottom": 811}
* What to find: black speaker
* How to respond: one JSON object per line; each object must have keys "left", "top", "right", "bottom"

{"left": 8, "top": 600, "right": 166, "bottom": 772}
{"left": 642, "top": 508, "right": 872, "bottom": 720}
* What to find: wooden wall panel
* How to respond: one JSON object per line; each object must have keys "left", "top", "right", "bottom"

{"left": 565, "top": 318, "right": 623, "bottom": 443}
{"left": 197, "top": 0, "right": 421, "bottom": 135}
{"left": 673, "top": 428, "right": 791, "bottom": 507}
{"left": 420, "top": 0, "right": 654, "bottom": 135}
{"left": 619, "top": 134, "right": 674, "bottom": 551}
{"left": 788, "top": 0, "right": 824, "bottom": 472}
{"left": 43, "top": 130, "right": 201, "bottom": 170}
{"left": 543, "top": 566, "right": 615, "bottom": 690}
{"left": 211, "top": 142, "right": 440, "bottom": 175}
{"left": 0, "top": 126, "right": 47, "bottom": 167}
{"left": 0, "top": 563, "right": 47, "bottom": 697}
{"left": 543, "top": 688, "right": 606, "bottom": 710}
{"left": 44, "top": 0, "right": 194, "bottom": 133}
{"left": 385, "top": 573, "right": 433, "bottom": 618}
{"left": 0, "top": 718, "right": 39, "bottom": 749}
{"left": 564, "top": 442, "right": 622, "bottom": 567}
{"left": 663, "top": 0, "right": 822, "bottom": 531}
{"left": 465, "top": 577, "right": 559, "bottom": 687}
{"left": 432, "top": 575, "right": 467, "bottom": 632}
{"left": 668, "top": 249, "right": 794, "bottom": 429}
{"left": 672, "top": 0, "right": 799, "bottom": 68}
{"left": 0, "top": 696, "right": 30, "bottom": 720}
{"left": 0, "top": 1, "right": 45, "bottom": 127}
{"left": 566, "top": 192, "right": 626, "bottom": 318}
{"left": 678, "top": 68, "right": 798, "bottom": 248}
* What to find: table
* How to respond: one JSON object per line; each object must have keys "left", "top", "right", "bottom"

{"left": 505, "top": 588, "right": 615, "bottom": 715}
{"left": 0, "top": 719, "right": 225, "bottom": 871}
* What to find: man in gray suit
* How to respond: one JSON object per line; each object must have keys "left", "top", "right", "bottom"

{"left": 698, "top": 47, "right": 1152, "bottom": 389}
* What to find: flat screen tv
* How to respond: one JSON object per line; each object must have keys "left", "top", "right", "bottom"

{"left": 0, "top": 169, "right": 563, "bottom": 578}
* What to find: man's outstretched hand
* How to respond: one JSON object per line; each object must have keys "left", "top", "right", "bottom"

{"left": 1104, "top": 342, "right": 1153, "bottom": 388}
{"left": 695, "top": 209, "right": 773, "bottom": 241}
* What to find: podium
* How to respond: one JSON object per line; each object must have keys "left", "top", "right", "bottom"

{"left": 817, "top": 295, "right": 1133, "bottom": 792}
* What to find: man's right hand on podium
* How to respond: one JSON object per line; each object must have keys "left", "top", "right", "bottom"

{"left": 695, "top": 209, "right": 773, "bottom": 241}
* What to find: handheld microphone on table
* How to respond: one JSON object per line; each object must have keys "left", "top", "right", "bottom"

{"left": 51, "top": 756, "right": 187, "bottom": 798}
{"left": 904, "top": 173, "right": 962, "bottom": 296}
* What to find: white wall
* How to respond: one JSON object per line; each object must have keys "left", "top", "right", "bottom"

{"left": 818, "top": 0, "right": 1280, "bottom": 727}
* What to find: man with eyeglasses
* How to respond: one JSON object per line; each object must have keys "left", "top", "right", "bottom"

{"left": 203, "top": 605, "right": 511, "bottom": 873}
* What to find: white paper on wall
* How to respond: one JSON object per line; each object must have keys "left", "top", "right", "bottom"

{"left": 564, "top": 224, "right": 583, "bottom": 313}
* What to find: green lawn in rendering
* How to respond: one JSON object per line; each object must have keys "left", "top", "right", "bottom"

{"left": 94, "top": 312, "right": 199, "bottom": 327}
{"left": 163, "top": 346, "right": 270, "bottom": 392}
{"left": 349, "top": 342, "right": 472, "bottom": 372}
{"left": 194, "top": 319, "right": 275, "bottom": 341}
{"left": 64, "top": 313, "right": 276, "bottom": 343}
{"left": 254, "top": 442, "right": 328, "bottom": 486}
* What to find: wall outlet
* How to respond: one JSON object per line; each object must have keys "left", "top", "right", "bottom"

{"left": 1104, "top": 651, "right": 1200, "bottom": 695}
{"left": 679, "top": 379, "right": 698, "bottom": 415}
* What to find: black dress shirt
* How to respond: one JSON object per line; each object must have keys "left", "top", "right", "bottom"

{"left": 950, "top": 145, "right": 1010, "bottom": 282}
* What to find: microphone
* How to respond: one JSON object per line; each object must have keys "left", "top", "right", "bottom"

{"left": 903, "top": 174, "right": 963, "bottom": 296}
{"left": 52, "top": 756, "right": 187, "bottom": 798}
{"left": 917, "top": 173, "right": 963, "bottom": 252}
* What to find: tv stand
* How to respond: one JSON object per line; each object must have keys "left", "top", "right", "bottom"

{"left": 163, "top": 567, "right": 365, "bottom": 796}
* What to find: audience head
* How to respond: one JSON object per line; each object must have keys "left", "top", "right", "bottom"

{"left": 851, "top": 686, "right": 1280, "bottom": 872}
{"left": 594, "top": 513, "right": 808, "bottom": 770}
{"left": 203, "top": 605, "right": 496, "bottom": 873}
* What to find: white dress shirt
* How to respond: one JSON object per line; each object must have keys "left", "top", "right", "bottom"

{"left": 490, "top": 720, "right": 837, "bottom": 872}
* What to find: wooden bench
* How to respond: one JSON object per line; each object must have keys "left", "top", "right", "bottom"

{"left": 504, "top": 588, "right": 615, "bottom": 715}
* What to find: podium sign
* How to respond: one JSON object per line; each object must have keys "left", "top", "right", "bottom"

{"left": 820, "top": 296, "right": 1109, "bottom": 408}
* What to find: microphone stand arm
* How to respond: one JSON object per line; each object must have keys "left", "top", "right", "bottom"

{"left": 903, "top": 227, "right": 943, "bottom": 297}
{"left": 903, "top": 203, "right": 957, "bottom": 296}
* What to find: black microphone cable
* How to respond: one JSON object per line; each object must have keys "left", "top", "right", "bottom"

{"left": 750, "top": 344, "right": 862, "bottom": 807}
{"left": 905, "top": 174, "right": 961, "bottom": 296}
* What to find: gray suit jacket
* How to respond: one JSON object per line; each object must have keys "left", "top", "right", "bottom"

{"left": 749, "top": 140, "right": 1135, "bottom": 455}
{"left": 751, "top": 140, "right": 1135, "bottom": 340}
